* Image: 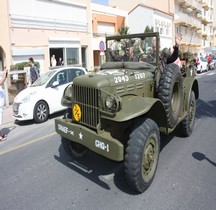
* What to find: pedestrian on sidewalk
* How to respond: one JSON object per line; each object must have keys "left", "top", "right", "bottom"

{"left": 29, "top": 57, "right": 39, "bottom": 85}
{"left": 0, "top": 66, "right": 8, "bottom": 141}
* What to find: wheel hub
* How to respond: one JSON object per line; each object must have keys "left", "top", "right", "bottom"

{"left": 142, "top": 138, "right": 156, "bottom": 177}
{"left": 37, "top": 105, "right": 47, "bottom": 120}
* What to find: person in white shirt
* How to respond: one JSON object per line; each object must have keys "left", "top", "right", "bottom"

{"left": 51, "top": 54, "right": 57, "bottom": 67}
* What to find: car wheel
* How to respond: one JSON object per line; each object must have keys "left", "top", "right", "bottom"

{"left": 124, "top": 118, "right": 160, "bottom": 193}
{"left": 179, "top": 91, "right": 196, "bottom": 137}
{"left": 34, "top": 101, "right": 49, "bottom": 123}
{"left": 157, "top": 63, "right": 183, "bottom": 128}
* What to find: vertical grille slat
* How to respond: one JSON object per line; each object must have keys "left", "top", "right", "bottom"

{"left": 73, "top": 85, "right": 99, "bottom": 130}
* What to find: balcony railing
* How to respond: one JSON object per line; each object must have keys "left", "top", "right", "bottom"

{"left": 93, "top": 32, "right": 115, "bottom": 37}
{"left": 177, "top": 0, "right": 202, "bottom": 10}
{"left": 10, "top": 14, "right": 87, "bottom": 32}
{"left": 202, "top": 0, "right": 210, "bottom": 10}
{"left": 202, "top": 15, "right": 211, "bottom": 24}
{"left": 181, "top": 35, "right": 202, "bottom": 46}
{"left": 175, "top": 12, "right": 202, "bottom": 29}
{"left": 197, "top": 12, "right": 211, "bottom": 24}
{"left": 202, "top": 29, "right": 208, "bottom": 36}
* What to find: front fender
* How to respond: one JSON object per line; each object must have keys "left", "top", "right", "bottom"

{"left": 102, "top": 95, "right": 167, "bottom": 128}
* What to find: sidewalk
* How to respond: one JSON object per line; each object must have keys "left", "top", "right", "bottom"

{"left": 1, "top": 106, "right": 14, "bottom": 125}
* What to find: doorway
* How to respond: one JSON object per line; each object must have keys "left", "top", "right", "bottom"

{"left": 81, "top": 47, "right": 87, "bottom": 68}
{"left": 49, "top": 48, "right": 64, "bottom": 66}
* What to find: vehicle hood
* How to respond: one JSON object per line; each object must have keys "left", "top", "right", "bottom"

{"left": 14, "top": 86, "right": 43, "bottom": 102}
{"left": 73, "top": 67, "right": 154, "bottom": 89}
{"left": 73, "top": 69, "right": 128, "bottom": 88}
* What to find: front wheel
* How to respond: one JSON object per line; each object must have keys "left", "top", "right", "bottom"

{"left": 124, "top": 118, "right": 160, "bottom": 193}
{"left": 34, "top": 101, "right": 49, "bottom": 123}
{"left": 61, "top": 137, "right": 88, "bottom": 159}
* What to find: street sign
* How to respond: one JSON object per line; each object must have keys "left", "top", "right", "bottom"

{"left": 99, "top": 41, "right": 105, "bottom": 52}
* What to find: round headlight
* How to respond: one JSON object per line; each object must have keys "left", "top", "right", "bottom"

{"left": 105, "top": 95, "right": 116, "bottom": 109}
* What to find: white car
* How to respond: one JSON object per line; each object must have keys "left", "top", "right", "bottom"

{"left": 196, "top": 56, "right": 208, "bottom": 73}
{"left": 13, "top": 66, "right": 87, "bottom": 123}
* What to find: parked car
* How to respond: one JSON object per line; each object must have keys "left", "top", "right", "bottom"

{"left": 13, "top": 66, "right": 87, "bottom": 123}
{"left": 196, "top": 56, "right": 208, "bottom": 73}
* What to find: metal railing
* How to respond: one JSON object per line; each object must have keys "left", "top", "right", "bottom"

{"left": 0, "top": 70, "right": 26, "bottom": 107}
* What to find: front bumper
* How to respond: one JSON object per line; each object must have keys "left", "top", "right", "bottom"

{"left": 13, "top": 102, "right": 33, "bottom": 121}
{"left": 55, "top": 118, "right": 124, "bottom": 161}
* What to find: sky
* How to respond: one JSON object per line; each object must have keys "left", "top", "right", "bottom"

{"left": 91, "top": 0, "right": 108, "bottom": 5}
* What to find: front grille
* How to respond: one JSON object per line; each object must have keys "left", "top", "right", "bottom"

{"left": 73, "top": 85, "right": 99, "bottom": 130}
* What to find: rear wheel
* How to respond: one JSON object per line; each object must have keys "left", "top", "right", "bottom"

{"left": 124, "top": 118, "right": 160, "bottom": 193}
{"left": 179, "top": 91, "right": 196, "bottom": 137}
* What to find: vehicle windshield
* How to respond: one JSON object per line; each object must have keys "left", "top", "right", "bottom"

{"left": 31, "top": 70, "right": 57, "bottom": 87}
{"left": 200, "top": 57, "right": 207, "bottom": 62}
{"left": 106, "top": 33, "right": 158, "bottom": 66}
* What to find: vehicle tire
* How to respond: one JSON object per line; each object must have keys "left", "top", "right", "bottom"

{"left": 61, "top": 137, "right": 88, "bottom": 159}
{"left": 179, "top": 90, "right": 196, "bottom": 137}
{"left": 157, "top": 63, "right": 183, "bottom": 128}
{"left": 124, "top": 118, "right": 160, "bottom": 193}
{"left": 34, "top": 101, "right": 49, "bottom": 123}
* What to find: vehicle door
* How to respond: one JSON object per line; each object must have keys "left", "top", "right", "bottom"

{"left": 46, "top": 69, "right": 69, "bottom": 113}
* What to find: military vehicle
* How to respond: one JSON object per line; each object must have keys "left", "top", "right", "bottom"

{"left": 55, "top": 32, "right": 199, "bottom": 193}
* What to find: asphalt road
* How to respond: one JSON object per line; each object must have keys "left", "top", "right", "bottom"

{"left": 0, "top": 70, "right": 216, "bottom": 210}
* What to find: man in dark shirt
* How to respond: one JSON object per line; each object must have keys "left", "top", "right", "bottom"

{"left": 29, "top": 57, "right": 39, "bottom": 84}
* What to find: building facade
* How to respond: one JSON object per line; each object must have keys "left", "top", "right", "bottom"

{"left": 91, "top": 3, "right": 127, "bottom": 68}
{"left": 109, "top": 0, "right": 175, "bottom": 15}
{"left": 110, "top": 0, "right": 215, "bottom": 54}
{"left": 128, "top": 5, "right": 173, "bottom": 50}
{"left": 109, "top": 0, "right": 176, "bottom": 48}
{"left": 175, "top": 0, "right": 214, "bottom": 54}
{"left": 0, "top": 0, "right": 93, "bottom": 73}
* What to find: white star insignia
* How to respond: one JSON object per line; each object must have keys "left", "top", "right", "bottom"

{"left": 79, "top": 132, "right": 83, "bottom": 140}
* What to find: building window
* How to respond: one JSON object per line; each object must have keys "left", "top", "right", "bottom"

{"left": 160, "top": 28, "right": 163, "bottom": 35}
{"left": 176, "top": 26, "right": 179, "bottom": 34}
{"left": 204, "top": 10, "right": 206, "bottom": 16}
{"left": 66, "top": 48, "right": 79, "bottom": 65}
{"left": 166, "top": 28, "right": 170, "bottom": 36}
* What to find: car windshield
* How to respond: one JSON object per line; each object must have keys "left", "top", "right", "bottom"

{"left": 200, "top": 57, "right": 207, "bottom": 62}
{"left": 106, "top": 33, "right": 158, "bottom": 66}
{"left": 211, "top": 55, "right": 216, "bottom": 60}
{"left": 31, "top": 70, "right": 57, "bottom": 87}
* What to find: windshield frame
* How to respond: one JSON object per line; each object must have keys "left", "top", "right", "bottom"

{"left": 105, "top": 32, "right": 160, "bottom": 66}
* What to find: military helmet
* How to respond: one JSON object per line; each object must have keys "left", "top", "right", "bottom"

{"left": 161, "top": 47, "right": 170, "bottom": 58}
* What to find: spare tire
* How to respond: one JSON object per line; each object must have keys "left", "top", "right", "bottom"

{"left": 157, "top": 63, "right": 183, "bottom": 128}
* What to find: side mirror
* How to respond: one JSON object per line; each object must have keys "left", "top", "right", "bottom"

{"left": 52, "top": 81, "right": 59, "bottom": 88}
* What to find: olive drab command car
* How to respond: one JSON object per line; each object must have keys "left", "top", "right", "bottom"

{"left": 55, "top": 32, "right": 199, "bottom": 193}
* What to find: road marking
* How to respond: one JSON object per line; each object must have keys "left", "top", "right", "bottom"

{"left": 207, "top": 72, "right": 216, "bottom": 76}
{"left": 0, "top": 132, "right": 57, "bottom": 155}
